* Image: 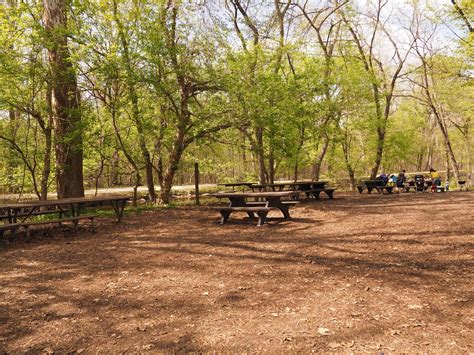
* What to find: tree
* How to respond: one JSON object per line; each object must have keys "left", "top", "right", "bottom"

{"left": 43, "top": 0, "right": 84, "bottom": 198}
{"left": 338, "top": 1, "right": 414, "bottom": 179}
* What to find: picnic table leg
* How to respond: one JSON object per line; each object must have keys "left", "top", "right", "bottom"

{"left": 117, "top": 199, "right": 127, "bottom": 222}
{"left": 326, "top": 190, "right": 334, "bottom": 199}
{"left": 266, "top": 197, "right": 290, "bottom": 219}
{"left": 111, "top": 199, "right": 127, "bottom": 222}
{"left": 256, "top": 211, "right": 268, "bottom": 226}
{"left": 229, "top": 197, "right": 254, "bottom": 218}
{"left": 219, "top": 210, "right": 232, "bottom": 224}
{"left": 69, "top": 203, "right": 80, "bottom": 217}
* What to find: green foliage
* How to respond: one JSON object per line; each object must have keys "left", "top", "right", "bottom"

{"left": 0, "top": 0, "right": 472, "bottom": 198}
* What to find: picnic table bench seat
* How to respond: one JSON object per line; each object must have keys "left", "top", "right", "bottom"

{"left": 212, "top": 200, "right": 300, "bottom": 226}
{"left": 0, "top": 215, "right": 97, "bottom": 238}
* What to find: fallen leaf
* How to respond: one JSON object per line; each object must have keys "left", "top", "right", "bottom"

{"left": 317, "top": 327, "right": 330, "bottom": 335}
{"left": 328, "top": 342, "right": 340, "bottom": 348}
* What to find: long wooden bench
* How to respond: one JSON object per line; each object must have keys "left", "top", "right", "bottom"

{"left": 0, "top": 215, "right": 97, "bottom": 238}
{"left": 212, "top": 207, "right": 276, "bottom": 226}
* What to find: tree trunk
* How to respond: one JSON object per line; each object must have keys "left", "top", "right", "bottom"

{"left": 43, "top": 0, "right": 84, "bottom": 198}
{"left": 341, "top": 140, "right": 356, "bottom": 191}
{"left": 370, "top": 128, "right": 385, "bottom": 179}
{"left": 40, "top": 127, "right": 52, "bottom": 200}
{"left": 255, "top": 127, "right": 267, "bottom": 184}
{"left": 111, "top": 149, "right": 120, "bottom": 186}
{"left": 40, "top": 88, "right": 54, "bottom": 201}
{"left": 313, "top": 135, "right": 329, "bottom": 180}
{"left": 465, "top": 131, "right": 473, "bottom": 185}
{"left": 160, "top": 129, "right": 185, "bottom": 204}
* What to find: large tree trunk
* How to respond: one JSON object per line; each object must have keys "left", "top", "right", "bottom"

{"left": 43, "top": 0, "right": 84, "bottom": 198}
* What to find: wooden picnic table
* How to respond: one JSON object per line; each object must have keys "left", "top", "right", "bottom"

{"left": 0, "top": 195, "right": 130, "bottom": 224}
{"left": 360, "top": 180, "right": 393, "bottom": 194}
{"left": 208, "top": 191, "right": 299, "bottom": 225}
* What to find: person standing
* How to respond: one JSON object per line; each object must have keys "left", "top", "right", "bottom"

{"left": 396, "top": 170, "right": 406, "bottom": 192}
{"left": 430, "top": 168, "right": 442, "bottom": 192}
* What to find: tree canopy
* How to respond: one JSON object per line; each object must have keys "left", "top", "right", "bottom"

{"left": 0, "top": 0, "right": 472, "bottom": 202}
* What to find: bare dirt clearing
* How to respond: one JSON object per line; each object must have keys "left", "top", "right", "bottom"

{"left": 0, "top": 192, "right": 473, "bottom": 352}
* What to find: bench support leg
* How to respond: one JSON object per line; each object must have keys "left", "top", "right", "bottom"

{"left": 326, "top": 191, "right": 334, "bottom": 199}
{"left": 256, "top": 211, "right": 268, "bottom": 226}
{"left": 219, "top": 210, "right": 231, "bottom": 225}
{"left": 90, "top": 217, "right": 96, "bottom": 232}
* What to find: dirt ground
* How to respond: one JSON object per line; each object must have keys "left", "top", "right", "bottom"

{"left": 0, "top": 191, "right": 473, "bottom": 353}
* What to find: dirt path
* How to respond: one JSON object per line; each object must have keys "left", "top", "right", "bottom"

{"left": 0, "top": 192, "right": 473, "bottom": 352}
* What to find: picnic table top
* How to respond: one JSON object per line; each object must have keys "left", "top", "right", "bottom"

{"left": 251, "top": 183, "right": 290, "bottom": 187}
{"left": 289, "top": 181, "right": 328, "bottom": 185}
{"left": 217, "top": 182, "right": 255, "bottom": 187}
{"left": 0, "top": 195, "right": 130, "bottom": 209}
{"left": 208, "top": 191, "right": 298, "bottom": 198}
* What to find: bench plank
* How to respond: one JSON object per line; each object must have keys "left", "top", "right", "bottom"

{"left": 1, "top": 215, "right": 97, "bottom": 238}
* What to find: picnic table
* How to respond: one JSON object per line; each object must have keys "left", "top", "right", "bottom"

{"left": 0, "top": 196, "right": 129, "bottom": 238}
{"left": 1, "top": 195, "right": 129, "bottom": 224}
{"left": 287, "top": 181, "right": 335, "bottom": 199}
{"left": 208, "top": 191, "right": 299, "bottom": 226}
{"left": 358, "top": 180, "right": 393, "bottom": 194}
{"left": 250, "top": 181, "right": 335, "bottom": 199}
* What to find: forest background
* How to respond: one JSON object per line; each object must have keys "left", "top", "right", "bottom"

{"left": 0, "top": 0, "right": 472, "bottom": 204}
